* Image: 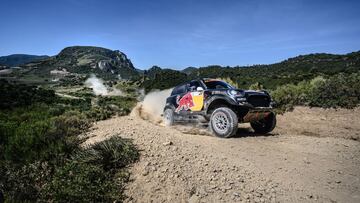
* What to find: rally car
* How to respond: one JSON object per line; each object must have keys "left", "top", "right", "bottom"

{"left": 163, "top": 78, "right": 276, "bottom": 138}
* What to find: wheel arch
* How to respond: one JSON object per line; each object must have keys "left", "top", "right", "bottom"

{"left": 164, "top": 103, "right": 176, "bottom": 112}
{"left": 205, "top": 96, "right": 237, "bottom": 114}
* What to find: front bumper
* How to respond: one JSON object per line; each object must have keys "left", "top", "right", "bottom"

{"left": 235, "top": 102, "right": 274, "bottom": 123}
{"left": 237, "top": 101, "right": 275, "bottom": 110}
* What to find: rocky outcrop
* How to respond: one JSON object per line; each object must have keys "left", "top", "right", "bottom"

{"left": 21, "top": 46, "right": 139, "bottom": 79}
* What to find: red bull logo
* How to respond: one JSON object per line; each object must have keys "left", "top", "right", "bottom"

{"left": 175, "top": 92, "right": 194, "bottom": 112}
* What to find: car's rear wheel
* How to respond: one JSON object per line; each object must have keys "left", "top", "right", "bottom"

{"left": 250, "top": 112, "right": 276, "bottom": 134}
{"left": 210, "top": 107, "right": 238, "bottom": 138}
{"left": 163, "top": 108, "right": 174, "bottom": 126}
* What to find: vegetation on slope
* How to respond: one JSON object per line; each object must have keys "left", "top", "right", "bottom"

{"left": 5, "top": 46, "right": 140, "bottom": 84}
{"left": 142, "top": 51, "right": 360, "bottom": 91}
{"left": 140, "top": 51, "right": 360, "bottom": 110}
{"left": 0, "top": 80, "right": 138, "bottom": 202}
{"left": 272, "top": 72, "right": 360, "bottom": 111}
{"left": 0, "top": 54, "right": 49, "bottom": 67}
{"left": 142, "top": 66, "right": 188, "bottom": 92}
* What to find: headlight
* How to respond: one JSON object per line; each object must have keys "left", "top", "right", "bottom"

{"left": 229, "top": 90, "right": 237, "bottom": 95}
{"left": 227, "top": 90, "right": 245, "bottom": 97}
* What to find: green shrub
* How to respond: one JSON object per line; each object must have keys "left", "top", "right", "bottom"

{"left": 97, "top": 96, "right": 136, "bottom": 112}
{"left": 84, "top": 96, "right": 136, "bottom": 121}
{"left": 53, "top": 110, "right": 92, "bottom": 137}
{"left": 2, "top": 136, "right": 139, "bottom": 202}
{"left": 309, "top": 73, "right": 360, "bottom": 108}
{"left": 271, "top": 73, "right": 360, "bottom": 111}
{"left": 41, "top": 162, "right": 119, "bottom": 203}
{"left": 271, "top": 80, "right": 312, "bottom": 112}
{"left": 4, "top": 119, "right": 54, "bottom": 163}
{"left": 72, "top": 136, "right": 139, "bottom": 171}
{"left": 272, "top": 77, "right": 323, "bottom": 111}
{"left": 1, "top": 161, "right": 52, "bottom": 202}
{"left": 0, "top": 80, "right": 55, "bottom": 109}
{"left": 85, "top": 107, "right": 115, "bottom": 121}
{"left": 219, "top": 77, "right": 239, "bottom": 88}
{"left": 41, "top": 136, "right": 139, "bottom": 202}
{"left": 1, "top": 107, "right": 87, "bottom": 164}
{"left": 248, "top": 82, "right": 265, "bottom": 90}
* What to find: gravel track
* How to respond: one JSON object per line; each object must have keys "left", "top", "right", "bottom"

{"left": 85, "top": 106, "right": 360, "bottom": 203}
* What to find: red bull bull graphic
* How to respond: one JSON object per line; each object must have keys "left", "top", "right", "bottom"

{"left": 175, "top": 92, "right": 204, "bottom": 112}
{"left": 175, "top": 92, "right": 194, "bottom": 112}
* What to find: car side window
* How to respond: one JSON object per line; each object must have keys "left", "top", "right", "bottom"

{"left": 179, "top": 85, "right": 187, "bottom": 94}
{"left": 189, "top": 81, "right": 201, "bottom": 91}
{"left": 171, "top": 84, "right": 187, "bottom": 95}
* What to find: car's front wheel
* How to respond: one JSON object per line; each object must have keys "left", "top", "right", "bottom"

{"left": 163, "top": 108, "right": 174, "bottom": 126}
{"left": 250, "top": 112, "right": 276, "bottom": 134}
{"left": 210, "top": 107, "right": 238, "bottom": 138}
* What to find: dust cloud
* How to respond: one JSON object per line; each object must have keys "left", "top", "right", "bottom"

{"left": 85, "top": 74, "right": 124, "bottom": 96}
{"left": 131, "top": 88, "right": 173, "bottom": 124}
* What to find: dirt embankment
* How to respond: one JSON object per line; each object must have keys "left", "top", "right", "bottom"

{"left": 85, "top": 106, "right": 360, "bottom": 203}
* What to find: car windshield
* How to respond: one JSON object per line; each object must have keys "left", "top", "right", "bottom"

{"left": 204, "top": 80, "right": 233, "bottom": 89}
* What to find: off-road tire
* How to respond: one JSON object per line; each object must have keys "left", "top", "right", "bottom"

{"left": 210, "top": 107, "right": 238, "bottom": 138}
{"left": 250, "top": 112, "right": 276, "bottom": 134}
{"left": 163, "top": 108, "right": 175, "bottom": 126}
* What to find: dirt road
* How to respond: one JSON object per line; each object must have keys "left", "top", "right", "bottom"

{"left": 85, "top": 107, "right": 360, "bottom": 203}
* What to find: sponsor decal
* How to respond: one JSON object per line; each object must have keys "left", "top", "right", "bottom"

{"left": 176, "top": 92, "right": 194, "bottom": 112}
{"left": 175, "top": 92, "right": 204, "bottom": 112}
{"left": 211, "top": 90, "right": 226, "bottom": 95}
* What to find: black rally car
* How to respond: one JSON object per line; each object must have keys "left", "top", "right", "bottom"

{"left": 163, "top": 78, "right": 276, "bottom": 138}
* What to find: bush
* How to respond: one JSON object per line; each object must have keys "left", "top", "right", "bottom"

{"left": 248, "top": 82, "right": 265, "bottom": 90}
{"left": 271, "top": 79, "right": 314, "bottom": 112}
{"left": 85, "top": 96, "right": 136, "bottom": 121}
{"left": 309, "top": 73, "right": 360, "bottom": 108}
{"left": 4, "top": 119, "right": 54, "bottom": 163}
{"left": 219, "top": 77, "right": 239, "bottom": 88}
{"left": 271, "top": 73, "right": 360, "bottom": 111}
{"left": 53, "top": 110, "right": 92, "bottom": 137}
{"left": 2, "top": 136, "right": 139, "bottom": 202}
{"left": 72, "top": 136, "right": 139, "bottom": 171}
{"left": 1, "top": 106, "right": 86, "bottom": 164}
{"left": 85, "top": 107, "right": 115, "bottom": 121}
{"left": 97, "top": 96, "right": 136, "bottom": 113}
{"left": 41, "top": 162, "right": 119, "bottom": 203}
{"left": 1, "top": 161, "right": 52, "bottom": 202}
{"left": 42, "top": 136, "right": 139, "bottom": 202}
{"left": 0, "top": 80, "right": 55, "bottom": 109}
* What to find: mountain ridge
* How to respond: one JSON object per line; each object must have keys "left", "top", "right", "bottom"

{"left": 0, "top": 54, "right": 49, "bottom": 66}
{"left": 17, "top": 46, "right": 139, "bottom": 80}
{"left": 141, "top": 50, "right": 360, "bottom": 91}
{"left": 1, "top": 46, "right": 359, "bottom": 89}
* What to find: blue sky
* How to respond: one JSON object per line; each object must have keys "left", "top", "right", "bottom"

{"left": 1, "top": 0, "right": 359, "bottom": 69}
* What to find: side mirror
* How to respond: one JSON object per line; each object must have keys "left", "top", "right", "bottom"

{"left": 196, "top": 87, "right": 204, "bottom": 91}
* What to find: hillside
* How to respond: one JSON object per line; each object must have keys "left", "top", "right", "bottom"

{"left": 2, "top": 47, "right": 359, "bottom": 91}
{"left": 141, "top": 66, "right": 187, "bottom": 92}
{"left": 0, "top": 54, "right": 49, "bottom": 66}
{"left": 52, "top": 46, "right": 137, "bottom": 79}
{"left": 142, "top": 51, "right": 360, "bottom": 91}
{"left": 7, "top": 46, "right": 140, "bottom": 84}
